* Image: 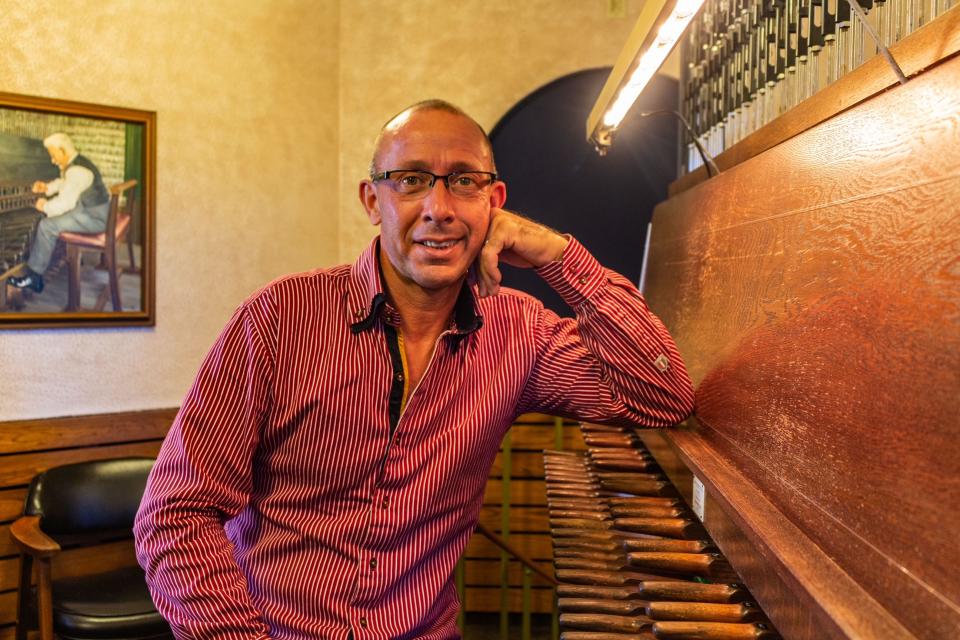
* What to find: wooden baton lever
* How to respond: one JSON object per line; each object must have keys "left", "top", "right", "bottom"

{"left": 652, "top": 621, "right": 779, "bottom": 639}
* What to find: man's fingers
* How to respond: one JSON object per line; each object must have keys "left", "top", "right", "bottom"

{"left": 478, "top": 237, "right": 504, "bottom": 297}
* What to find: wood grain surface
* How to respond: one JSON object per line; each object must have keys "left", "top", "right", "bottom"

{"left": 643, "top": 46, "right": 960, "bottom": 640}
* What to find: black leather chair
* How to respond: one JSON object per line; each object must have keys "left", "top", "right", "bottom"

{"left": 10, "top": 458, "right": 172, "bottom": 640}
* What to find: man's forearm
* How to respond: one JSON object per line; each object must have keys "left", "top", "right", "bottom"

{"left": 525, "top": 238, "right": 695, "bottom": 426}
{"left": 135, "top": 455, "right": 272, "bottom": 639}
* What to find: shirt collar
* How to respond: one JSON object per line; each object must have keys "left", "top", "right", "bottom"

{"left": 347, "top": 236, "right": 483, "bottom": 336}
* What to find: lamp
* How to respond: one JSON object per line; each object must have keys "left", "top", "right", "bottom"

{"left": 586, "top": 0, "right": 706, "bottom": 154}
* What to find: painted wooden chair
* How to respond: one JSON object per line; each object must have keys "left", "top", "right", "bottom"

{"left": 59, "top": 179, "right": 138, "bottom": 312}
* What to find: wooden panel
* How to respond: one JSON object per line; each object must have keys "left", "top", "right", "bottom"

{"left": 0, "top": 592, "right": 14, "bottom": 630}
{"left": 483, "top": 479, "right": 545, "bottom": 506}
{"left": 0, "top": 559, "right": 15, "bottom": 593}
{"left": 669, "top": 4, "right": 960, "bottom": 197}
{"left": 0, "top": 539, "right": 136, "bottom": 592}
{"left": 51, "top": 539, "right": 136, "bottom": 580}
{"left": 0, "top": 409, "right": 174, "bottom": 454}
{"left": 508, "top": 424, "right": 585, "bottom": 451}
{"left": 0, "top": 527, "right": 16, "bottom": 559}
{"left": 463, "top": 559, "right": 553, "bottom": 588}
{"left": 464, "top": 533, "right": 553, "bottom": 560}
{"left": 645, "top": 53, "right": 960, "bottom": 639}
{"left": 478, "top": 506, "right": 548, "bottom": 533}
{"left": 0, "top": 441, "right": 162, "bottom": 488}
{"left": 488, "top": 452, "right": 544, "bottom": 478}
{"left": 463, "top": 586, "right": 555, "bottom": 613}
{"left": 0, "top": 491, "right": 25, "bottom": 523}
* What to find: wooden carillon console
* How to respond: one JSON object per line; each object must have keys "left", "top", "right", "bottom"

{"left": 554, "top": 2, "right": 960, "bottom": 639}
{"left": 546, "top": 425, "right": 781, "bottom": 640}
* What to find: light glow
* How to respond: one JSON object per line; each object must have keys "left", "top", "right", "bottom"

{"left": 601, "top": 0, "right": 705, "bottom": 129}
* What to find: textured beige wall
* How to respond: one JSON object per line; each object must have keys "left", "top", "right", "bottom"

{"left": 0, "top": 0, "right": 673, "bottom": 421}
{"left": 338, "top": 0, "right": 652, "bottom": 262}
{"left": 0, "top": 0, "right": 340, "bottom": 420}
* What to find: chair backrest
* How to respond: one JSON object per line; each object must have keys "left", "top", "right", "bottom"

{"left": 23, "top": 457, "right": 155, "bottom": 539}
{"left": 105, "top": 179, "right": 137, "bottom": 249}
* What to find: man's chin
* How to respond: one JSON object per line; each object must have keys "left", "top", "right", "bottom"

{"left": 412, "top": 267, "right": 470, "bottom": 293}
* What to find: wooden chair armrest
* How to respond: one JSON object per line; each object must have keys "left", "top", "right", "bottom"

{"left": 10, "top": 515, "right": 61, "bottom": 558}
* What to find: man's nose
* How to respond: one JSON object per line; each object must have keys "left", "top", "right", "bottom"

{"left": 421, "top": 179, "right": 456, "bottom": 223}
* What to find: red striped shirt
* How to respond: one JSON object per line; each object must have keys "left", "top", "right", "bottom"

{"left": 134, "top": 237, "right": 693, "bottom": 639}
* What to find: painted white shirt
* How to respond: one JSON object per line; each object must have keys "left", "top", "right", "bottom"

{"left": 43, "top": 160, "right": 94, "bottom": 217}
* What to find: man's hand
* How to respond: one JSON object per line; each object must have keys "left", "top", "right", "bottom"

{"left": 477, "top": 208, "right": 569, "bottom": 298}
{"left": 34, "top": 197, "right": 47, "bottom": 212}
{"left": 32, "top": 181, "right": 47, "bottom": 194}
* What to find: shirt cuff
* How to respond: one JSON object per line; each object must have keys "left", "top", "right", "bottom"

{"left": 534, "top": 237, "right": 606, "bottom": 309}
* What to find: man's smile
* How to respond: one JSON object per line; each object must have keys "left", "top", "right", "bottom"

{"left": 412, "top": 237, "right": 465, "bottom": 257}
{"left": 418, "top": 239, "right": 458, "bottom": 249}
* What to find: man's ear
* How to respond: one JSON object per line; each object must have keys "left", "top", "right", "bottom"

{"left": 359, "top": 179, "right": 382, "bottom": 225}
{"left": 489, "top": 180, "right": 507, "bottom": 209}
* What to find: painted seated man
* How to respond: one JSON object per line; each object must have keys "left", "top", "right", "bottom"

{"left": 134, "top": 100, "right": 695, "bottom": 639}
{"left": 8, "top": 132, "right": 110, "bottom": 293}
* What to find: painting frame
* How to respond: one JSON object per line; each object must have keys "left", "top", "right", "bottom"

{"left": 0, "top": 91, "right": 156, "bottom": 329}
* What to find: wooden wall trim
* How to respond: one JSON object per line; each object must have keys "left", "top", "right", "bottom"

{"left": 668, "top": 4, "right": 960, "bottom": 197}
{"left": 0, "top": 409, "right": 177, "bottom": 454}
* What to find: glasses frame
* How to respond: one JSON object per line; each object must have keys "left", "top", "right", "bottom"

{"left": 371, "top": 169, "right": 499, "bottom": 198}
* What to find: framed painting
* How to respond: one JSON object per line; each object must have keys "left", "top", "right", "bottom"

{"left": 0, "top": 91, "right": 155, "bottom": 328}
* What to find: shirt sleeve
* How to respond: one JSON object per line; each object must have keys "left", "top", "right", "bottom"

{"left": 43, "top": 178, "right": 63, "bottom": 197}
{"left": 43, "top": 166, "right": 93, "bottom": 217}
{"left": 517, "top": 237, "right": 695, "bottom": 427}
{"left": 134, "top": 292, "right": 278, "bottom": 640}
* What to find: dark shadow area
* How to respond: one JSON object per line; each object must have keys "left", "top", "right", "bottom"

{"left": 490, "top": 68, "right": 679, "bottom": 316}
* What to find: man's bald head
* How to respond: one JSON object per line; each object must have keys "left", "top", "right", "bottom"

{"left": 368, "top": 100, "right": 495, "bottom": 177}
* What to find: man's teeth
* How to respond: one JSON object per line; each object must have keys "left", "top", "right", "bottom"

{"left": 422, "top": 240, "right": 456, "bottom": 249}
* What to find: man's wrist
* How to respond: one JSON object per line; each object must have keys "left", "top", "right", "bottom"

{"left": 539, "top": 232, "right": 570, "bottom": 267}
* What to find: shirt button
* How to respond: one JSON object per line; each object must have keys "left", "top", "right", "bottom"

{"left": 381, "top": 497, "right": 389, "bottom": 509}
{"left": 654, "top": 354, "right": 671, "bottom": 372}
{"left": 395, "top": 372, "right": 404, "bottom": 382}
{"left": 578, "top": 276, "right": 588, "bottom": 285}
{"left": 359, "top": 617, "right": 368, "bottom": 628}
{"left": 370, "top": 557, "right": 378, "bottom": 570}
{"left": 354, "top": 309, "right": 365, "bottom": 318}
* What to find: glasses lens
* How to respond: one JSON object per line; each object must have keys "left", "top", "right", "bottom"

{"left": 447, "top": 172, "right": 492, "bottom": 197}
{"left": 389, "top": 171, "right": 433, "bottom": 195}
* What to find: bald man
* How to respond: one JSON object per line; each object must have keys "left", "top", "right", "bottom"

{"left": 8, "top": 133, "right": 110, "bottom": 293}
{"left": 135, "top": 99, "right": 694, "bottom": 640}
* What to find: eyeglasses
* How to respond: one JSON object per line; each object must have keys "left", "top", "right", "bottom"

{"left": 371, "top": 170, "right": 498, "bottom": 199}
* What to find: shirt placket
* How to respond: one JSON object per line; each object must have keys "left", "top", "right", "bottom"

{"left": 349, "top": 322, "right": 419, "bottom": 635}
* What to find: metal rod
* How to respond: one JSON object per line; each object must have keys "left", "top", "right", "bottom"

{"left": 476, "top": 521, "right": 558, "bottom": 586}
{"left": 847, "top": 0, "right": 908, "bottom": 83}
{"left": 640, "top": 110, "right": 721, "bottom": 176}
